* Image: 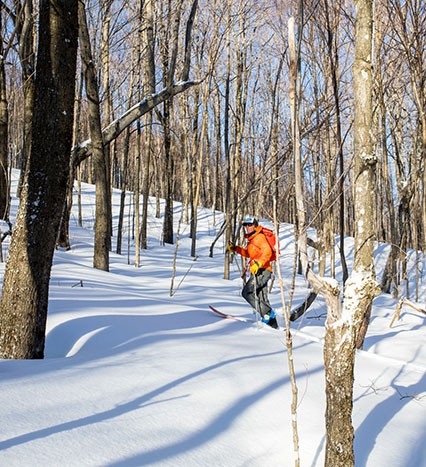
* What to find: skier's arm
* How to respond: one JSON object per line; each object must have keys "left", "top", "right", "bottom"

{"left": 234, "top": 245, "right": 249, "bottom": 258}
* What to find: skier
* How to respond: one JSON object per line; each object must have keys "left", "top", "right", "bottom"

{"left": 227, "top": 216, "right": 278, "bottom": 329}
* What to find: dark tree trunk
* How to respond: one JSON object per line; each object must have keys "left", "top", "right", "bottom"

{"left": 324, "top": 0, "right": 349, "bottom": 284}
{"left": 15, "top": 0, "right": 36, "bottom": 200}
{"left": 0, "top": 0, "right": 78, "bottom": 359}
{"left": 162, "top": 100, "right": 174, "bottom": 245}
{"left": 0, "top": 14, "right": 8, "bottom": 220}
{"left": 141, "top": 0, "right": 155, "bottom": 250}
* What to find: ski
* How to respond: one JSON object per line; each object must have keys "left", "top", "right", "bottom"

{"left": 209, "top": 305, "right": 281, "bottom": 331}
{"left": 208, "top": 305, "right": 255, "bottom": 323}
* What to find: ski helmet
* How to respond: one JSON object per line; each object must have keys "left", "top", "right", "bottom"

{"left": 242, "top": 216, "right": 258, "bottom": 226}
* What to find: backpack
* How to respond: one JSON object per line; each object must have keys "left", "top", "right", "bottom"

{"left": 261, "top": 226, "right": 279, "bottom": 261}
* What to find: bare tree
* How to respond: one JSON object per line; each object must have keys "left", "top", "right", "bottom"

{"left": 324, "top": 0, "right": 380, "bottom": 462}
{"left": 378, "top": 0, "right": 426, "bottom": 299}
{"left": 0, "top": 9, "right": 8, "bottom": 220}
{"left": 289, "top": 0, "right": 380, "bottom": 463}
{"left": 0, "top": 0, "right": 78, "bottom": 359}
{"left": 222, "top": 6, "right": 232, "bottom": 278}
{"left": 323, "top": 0, "right": 349, "bottom": 284}
{"left": 5, "top": 0, "right": 36, "bottom": 198}
{"left": 72, "top": 0, "right": 200, "bottom": 254}
{"left": 78, "top": 0, "right": 110, "bottom": 271}
{"left": 140, "top": 0, "right": 156, "bottom": 251}
{"left": 0, "top": 0, "right": 35, "bottom": 216}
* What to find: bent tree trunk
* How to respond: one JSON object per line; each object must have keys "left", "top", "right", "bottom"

{"left": 0, "top": 0, "right": 78, "bottom": 359}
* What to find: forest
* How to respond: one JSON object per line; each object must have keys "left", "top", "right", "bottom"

{"left": 0, "top": 0, "right": 424, "bottom": 285}
{"left": 0, "top": 1, "right": 425, "bottom": 466}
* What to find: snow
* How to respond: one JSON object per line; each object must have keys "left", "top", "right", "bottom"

{"left": 0, "top": 171, "right": 425, "bottom": 467}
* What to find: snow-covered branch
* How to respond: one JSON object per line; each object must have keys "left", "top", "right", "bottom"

{"left": 73, "top": 80, "right": 200, "bottom": 166}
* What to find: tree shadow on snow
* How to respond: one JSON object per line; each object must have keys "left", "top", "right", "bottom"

{"left": 354, "top": 367, "right": 426, "bottom": 466}
{"left": 0, "top": 350, "right": 294, "bottom": 454}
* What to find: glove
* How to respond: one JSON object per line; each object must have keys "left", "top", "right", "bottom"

{"left": 227, "top": 242, "right": 235, "bottom": 253}
{"left": 250, "top": 260, "right": 262, "bottom": 275}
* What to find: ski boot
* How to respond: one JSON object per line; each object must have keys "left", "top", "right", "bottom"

{"left": 261, "top": 310, "right": 278, "bottom": 329}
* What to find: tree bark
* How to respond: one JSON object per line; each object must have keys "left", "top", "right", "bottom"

{"left": 78, "top": 0, "right": 110, "bottom": 271}
{"left": 376, "top": 26, "right": 398, "bottom": 295}
{"left": 223, "top": 8, "right": 232, "bottom": 279}
{"left": 159, "top": 1, "right": 184, "bottom": 246}
{"left": 0, "top": 13, "right": 8, "bottom": 220}
{"left": 0, "top": 0, "right": 78, "bottom": 359}
{"left": 14, "top": 0, "right": 36, "bottom": 200}
{"left": 324, "top": 0, "right": 349, "bottom": 284}
{"left": 289, "top": 4, "right": 380, "bottom": 464}
{"left": 134, "top": 121, "right": 142, "bottom": 266}
{"left": 161, "top": 100, "right": 174, "bottom": 245}
{"left": 57, "top": 69, "right": 84, "bottom": 249}
{"left": 141, "top": 0, "right": 156, "bottom": 250}
{"left": 323, "top": 1, "right": 380, "bottom": 464}
{"left": 101, "top": 0, "right": 113, "bottom": 248}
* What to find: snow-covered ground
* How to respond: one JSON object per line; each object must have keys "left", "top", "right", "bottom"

{"left": 0, "top": 172, "right": 425, "bottom": 466}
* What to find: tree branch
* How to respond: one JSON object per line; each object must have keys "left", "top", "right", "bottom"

{"left": 73, "top": 80, "right": 200, "bottom": 167}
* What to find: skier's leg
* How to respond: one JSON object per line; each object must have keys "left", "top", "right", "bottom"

{"left": 255, "top": 269, "right": 272, "bottom": 316}
{"left": 241, "top": 275, "right": 256, "bottom": 309}
{"left": 256, "top": 270, "right": 278, "bottom": 328}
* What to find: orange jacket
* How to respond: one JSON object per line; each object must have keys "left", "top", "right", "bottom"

{"left": 235, "top": 226, "right": 273, "bottom": 272}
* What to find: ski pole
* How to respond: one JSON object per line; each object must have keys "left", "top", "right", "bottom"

{"left": 253, "top": 272, "right": 260, "bottom": 327}
{"left": 241, "top": 261, "right": 250, "bottom": 284}
{"left": 268, "top": 263, "right": 276, "bottom": 293}
{"left": 233, "top": 252, "right": 244, "bottom": 280}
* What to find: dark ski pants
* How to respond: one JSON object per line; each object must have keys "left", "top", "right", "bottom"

{"left": 241, "top": 269, "right": 272, "bottom": 318}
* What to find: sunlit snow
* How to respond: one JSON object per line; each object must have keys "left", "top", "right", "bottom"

{"left": 0, "top": 170, "right": 425, "bottom": 466}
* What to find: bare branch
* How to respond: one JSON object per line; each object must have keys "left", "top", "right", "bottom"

{"left": 73, "top": 80, "right": 200, "bottom": 166}
{"left": 390, "top": 297, "right": 426, "bottom": 327}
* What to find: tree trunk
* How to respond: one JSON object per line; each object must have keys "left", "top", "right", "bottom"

{"left": 0, "top": 0, "right": 78, "bottom": 359}
{"left": 289, "top": 12, "right": 339, "bottom": 467}
{"left": 0, "top": 15, "right": 8, "bottom": 220}
{"left": 377, "top": 51, "right": 398, "bottom": 294}
{"left": 101, "top": 0, "right": 113, "bottom": 249}
{"left": 159, "top": 0, "right": 189, "bottom": 246}
{"left": 134, "top": 121, "right": 142, "bottom": 266}
{"left": 289, "top": 4, "right": 380, "bottom": 464}
{"left": 324, "top": 321, "right": 356, "bottom": 466}
{"left": 324, "top": 0, "right": 380, "bottom": 464}
{"left": 57, "top": 70, "right": 84, "bottom": 249}
{"left": 117, "top": 61, "right": 138, "bottom": 255}
{"left": 78, "top": 0, "right": 110, "bottom": 271}
{"left": 15, "top": 0, "right": 36, "bottom": 200}
{"left": 141, "top": 0, "right": 155, "bottom": 250}
{"left": 324, "top": 0, "right": 349, "bottom": 284}
{"left": 232, "top": 10, "right": 247, "bottom": 236}
{"left": 116, "top": 126, "right": 130, "bottom": 255}
{"left": 162, "top": 101, "right": 174, "bottom": 245}
{"left": 190, "top": 90, "right": 208, "bottom": 258}
{"left": 224, "top": 10, "right": 232, "bottom": 279}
